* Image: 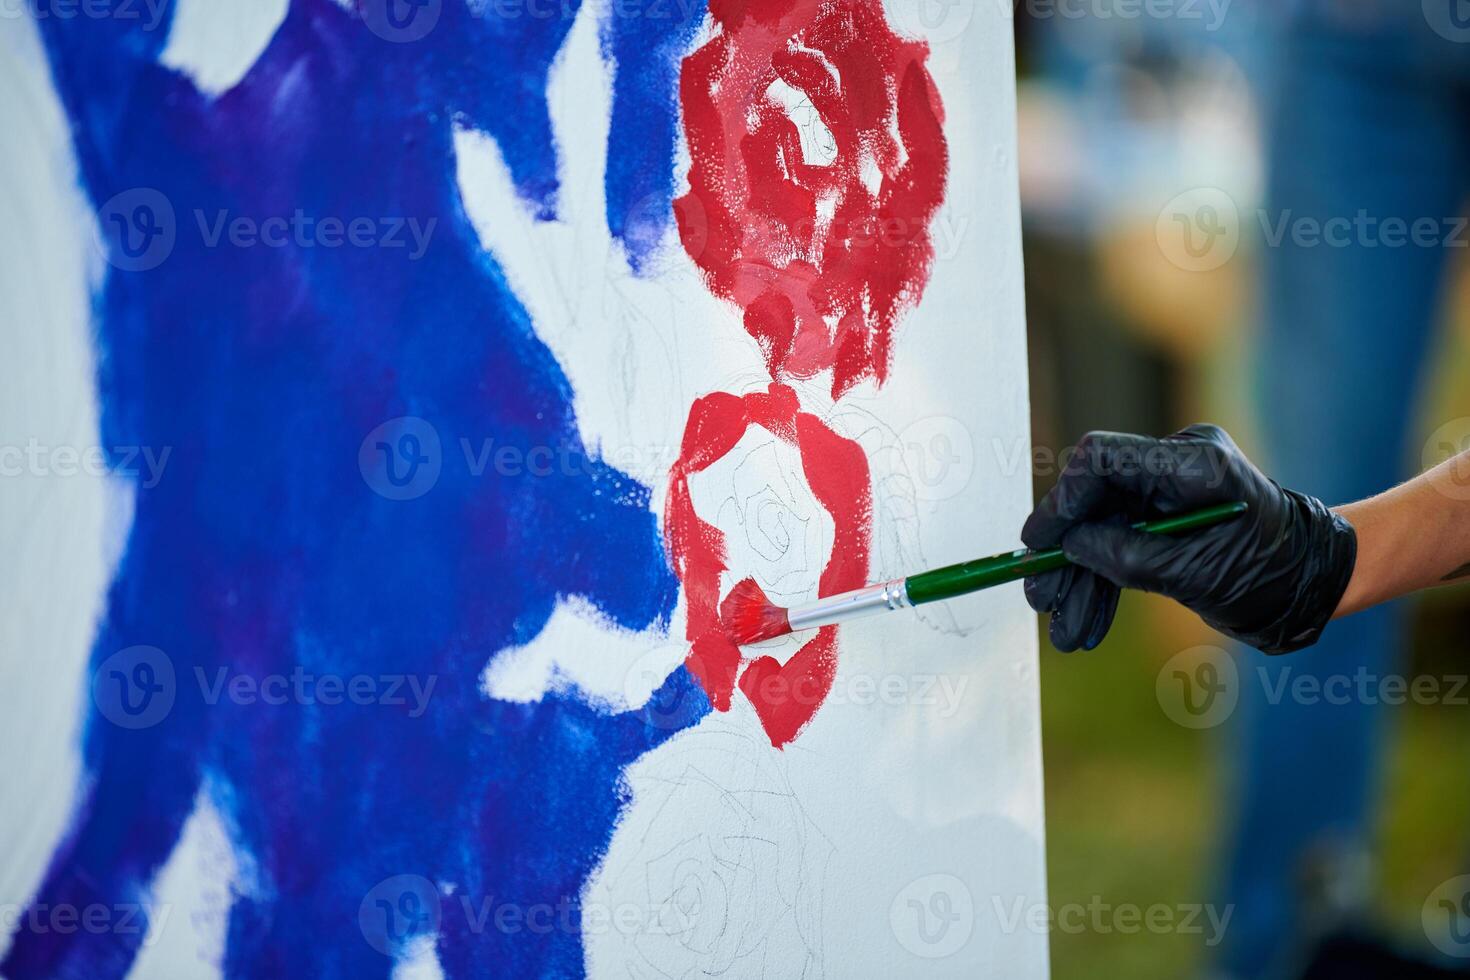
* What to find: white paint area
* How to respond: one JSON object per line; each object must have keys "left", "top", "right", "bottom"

{"left": 766, "top": 78, "right": 838, "bottom": 167}
{"left": 0, "top": 15, "right": 112, "bottom": 966}
{"left": 392, "top": 936, "right": 445, "bottom": 980}
{"left": 480, "top": 596, "right": 691, "bottom": 710}
{"left": 126, "top": 791, "right": 242, "bottom": 979}
{"left": 160, "top": 0, "right": 288, "bottom": 97}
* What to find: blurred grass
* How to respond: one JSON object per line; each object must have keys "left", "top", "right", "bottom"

{"left": 1375, "top": 596, "right": 1470, "bottom": 944}
{"left": 1041, "top": 591, "right": 1470, "bottom": 980}
{"left": 1041, "top": 593, "right": 1224, "bottom": 979}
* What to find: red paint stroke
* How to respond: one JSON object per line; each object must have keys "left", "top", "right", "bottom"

{"left": 666, "top": 383, "right": 871, "bottom": 746}
{"left": 675, "top": 0, "right": 948, "bottom": 398}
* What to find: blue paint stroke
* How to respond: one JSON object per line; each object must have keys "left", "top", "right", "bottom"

{"left": 602, "top": 0, "right": 708, "bottom": 271}
{"left": 4, "top": 1, "right": 708, "bottom": 976}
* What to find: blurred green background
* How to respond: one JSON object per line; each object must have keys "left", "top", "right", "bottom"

{"left": 1040, "top": 592, "right": 1470, "bottom": 978}
{"left": 1014, "top": 8, "right": 1470, "bottom": 977}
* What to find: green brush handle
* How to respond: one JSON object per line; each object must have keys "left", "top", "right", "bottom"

{"left": 903, "top": 501, "right": 1249, "bottom": 606}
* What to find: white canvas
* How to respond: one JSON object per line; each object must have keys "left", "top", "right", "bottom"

{"left": 0, "top": 0, "right": 1046, "bottom": 974}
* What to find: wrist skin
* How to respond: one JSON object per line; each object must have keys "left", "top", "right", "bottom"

{"left": 1331, "top": 499, "right": 1390, "bottom": 618}
{"left": 1332, "top": 449, "right": 1470, "bottom": 618}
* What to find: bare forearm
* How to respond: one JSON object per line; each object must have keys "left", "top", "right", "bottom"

{"left": 1333, "top": 449, "right": 1470, "bottom": 617}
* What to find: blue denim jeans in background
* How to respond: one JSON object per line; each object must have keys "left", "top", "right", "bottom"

{"left": 1221, "top": 5, "right": 1470, "bottom": 976}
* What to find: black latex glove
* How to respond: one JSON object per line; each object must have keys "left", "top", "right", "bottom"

{"left": 1022, "top": 425, "right": 1358, "bottom": 654}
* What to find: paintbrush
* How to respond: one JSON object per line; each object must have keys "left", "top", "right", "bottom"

{"left": 724, "top": 501, "right": 1249, "bottom": 644}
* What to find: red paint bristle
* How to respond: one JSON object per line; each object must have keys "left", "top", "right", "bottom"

{"left": 721, "top": 578, "right": 792, "bottom": 645}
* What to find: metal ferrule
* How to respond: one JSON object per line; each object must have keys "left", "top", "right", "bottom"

{"left": 786, "top": 578, "right": 910, "bottom": 632}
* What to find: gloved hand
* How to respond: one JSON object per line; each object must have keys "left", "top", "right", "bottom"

{"left": 1022, "top": 425, "right": 1358, "bottom": 654}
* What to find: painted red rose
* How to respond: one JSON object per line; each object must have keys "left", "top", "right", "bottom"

{"left": 676, "top": 0, "right": 948, "bottom": 398}
{"left": 665, "top": 383, "right": 871, "bottom": 746}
